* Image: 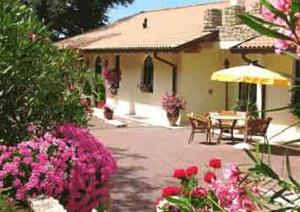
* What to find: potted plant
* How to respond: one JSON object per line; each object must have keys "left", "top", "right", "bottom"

{"left": 103, "top": 105, "right": 114, "bottom": 120}
{"left": 162, "top": 93, "right": 186, "bottom": 126}
{"left": 103, "top": 68, "right": 121, "bottom": 96}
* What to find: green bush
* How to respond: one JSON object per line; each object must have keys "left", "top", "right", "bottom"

{"left": 232, "top": 99, "right": 259, "bottom": 118}
{"left": 0, "top": 0, "right": 89, "bottom": 145}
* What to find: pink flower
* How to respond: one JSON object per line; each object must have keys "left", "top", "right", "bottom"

{"left": 223, "top": 163, "right": 241, "bottom": 183}
{"left": 192, "top": 187, "right": 208, "bottom": 198}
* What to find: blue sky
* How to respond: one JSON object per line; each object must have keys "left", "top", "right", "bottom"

{"left": 108, "top": 0, "right": 215, "bottom": 22}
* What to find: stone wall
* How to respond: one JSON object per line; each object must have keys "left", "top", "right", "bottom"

{"left": 219, "top": 24, "right": 259, "bottom": 41}
{"left": 204, "top": 9, "right": 222, "bottom": 31}
{"left": 223, "top": 6, "right": 245, "bottom": 26}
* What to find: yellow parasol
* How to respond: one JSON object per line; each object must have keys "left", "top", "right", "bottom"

{"left": 211, "top": 64, "right": 291, "bottom": 87}
{"left": 211, "top": 64, "right": 291, "bottom": 149}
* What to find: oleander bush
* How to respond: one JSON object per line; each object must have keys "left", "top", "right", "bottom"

{"left": 0, "top": 0, "right": 89, "bottom": 145}
{"left": 0, "top": 123, "right": 117, "bottom": 211}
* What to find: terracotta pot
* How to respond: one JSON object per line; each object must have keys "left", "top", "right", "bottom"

{"left": 104, "top": 111, "right": 113, "bottom": 120}
{"left": 167, "top": 112, "right": 180, "bottom": 126}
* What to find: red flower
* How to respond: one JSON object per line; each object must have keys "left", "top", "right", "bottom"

{"left": 186, "top": 166, "right": 198, "bottom": 177}
{"left": 173, "top": 169, "right": 186, "bottom": 179}
{"left": 192, "top": 187, "right": 208, "bottom": 198}
{"left": 209, "top": 159, "right": 222, "bottom": 169}
{"left": 162, "top": 186, "right": 181, "bottom": 197}
{"left": 204, "top": 171, "right": 216, "bottom": 184}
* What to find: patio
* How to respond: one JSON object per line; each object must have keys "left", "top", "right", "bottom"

{"left": 89, "top": 118, "right": 300, "bottom": 212}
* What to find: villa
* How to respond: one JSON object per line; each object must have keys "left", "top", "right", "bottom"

{"left": 58, "top": 0, "right": 300, "bottom": 141}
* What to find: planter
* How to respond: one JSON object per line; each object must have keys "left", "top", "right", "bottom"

{"left": 104, "top": 111, "right": 114, "bottom": 120}
{"left": 167, "top": 112, "right": 180, "bottom": 126}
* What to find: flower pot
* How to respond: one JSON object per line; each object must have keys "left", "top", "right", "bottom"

{"left": 167, "top": 112, "right": 180, "bottom": 126}
{"left": 104, "top": 111, "right": 114, "bottom": 120}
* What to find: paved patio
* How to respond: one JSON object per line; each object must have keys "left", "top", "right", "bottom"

{"left": 89, "top": 118, "right": 300, "bottom": 212}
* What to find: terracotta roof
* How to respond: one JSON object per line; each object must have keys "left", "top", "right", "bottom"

{"left": 57, "top": 1, "right": 229, "bottom": 51}
{"left": 234, "top": 36, "right": 275, "bottom": 50}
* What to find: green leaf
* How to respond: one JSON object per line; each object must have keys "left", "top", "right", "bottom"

{"left": 291, "top": 0, "right": 300, "bottom": 14}
{"left": 269, "top": 188, "right": 288, "bottom": 203}
{"left": 238, "top": 14, "right": 292, "bottom": 41}
{"left": 286, "top": 155, "right": 300, "bottom": 188}
{"left": 260, "top": 163, "right": 280, "bottom": 180}
{"left": 164, "top": 197, "right": 193, "bottom": 211}
{"left": 244, "top": 149, "right": 258, "bottom": 163}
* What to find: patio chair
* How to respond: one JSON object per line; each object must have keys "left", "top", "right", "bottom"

{"left": 247, "top": 117, "right": 272, "bottom": 162}
{"left": 188, "top": 114, "right": 212, "bottom": 144}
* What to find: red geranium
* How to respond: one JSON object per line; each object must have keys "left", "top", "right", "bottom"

{"left": 204, "top": 171, "right": 217, "bottom": 184}
{"left": 162, "top": 186, "right": 181, "bottom": 197}
{"left": 192, "top": 187, "right": 208, "bottom": 198}
{"left": 209, "top": 159, "right": 222, "bottom": 169}
{"left": 173, "top": 169, "right": 186, "bottom": 179}
{"left": 186, "top": 166, "right": 198, "bottom": 177}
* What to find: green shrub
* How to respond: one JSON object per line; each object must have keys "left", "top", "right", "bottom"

{"left": 232, "top": 99, "right": 259, "bottom": 118}
{"left": 0, "top": 0, "right": 89, "bottom": 145}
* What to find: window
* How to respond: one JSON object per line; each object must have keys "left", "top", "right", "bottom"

{"left": 114, "top": 55, "right": 121, "bottom": 88}
{"left": 141, "top": 56, "right": 154, "bottom": 92}
{"left": 293, "top": 60, "right": 300, "bottom": 105}
{"left": 239, "top": 83, "right": 257, "bottom": 103}
{"left": 95, "top": 56, "right": 102, "bottom": 75}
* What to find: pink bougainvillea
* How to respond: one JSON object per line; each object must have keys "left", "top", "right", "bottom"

{"left": 0, "top": 123, "right": 117, "bottom": 211}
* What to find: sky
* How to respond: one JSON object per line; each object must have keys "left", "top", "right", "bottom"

{"left": 108, "top": 0, "right": 216, "bottom": 22}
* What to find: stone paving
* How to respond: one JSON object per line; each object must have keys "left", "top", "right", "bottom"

{"left": 88, "top": 118, "right": 300, "bottom": 212}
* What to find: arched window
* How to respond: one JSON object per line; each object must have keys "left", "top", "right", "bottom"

{"left": 141, "top": 56, "right": 154, "bottom": 92}
{"left": 95, "top": 56, "right": 102, "bottom": 75}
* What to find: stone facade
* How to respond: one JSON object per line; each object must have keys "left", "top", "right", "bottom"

{"left": 203, "top": 3, "right": 261, "bottom": 41}
{"left": 219, "top": 24, "right": 259, "bottom": 41}
{"left": 204, "top": 9, "right": 222, "bottom": 31}
{"left": 223, "top": 6, "right": 245, "bottom": 26}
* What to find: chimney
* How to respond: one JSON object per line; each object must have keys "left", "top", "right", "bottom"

{"left": 223, "top": 1, "right": 245, "bottom": 26}
{"left": 204, "top": 9, "right": 222, "bottom": 31}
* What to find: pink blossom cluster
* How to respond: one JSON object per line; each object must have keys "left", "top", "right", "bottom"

{"left": 162, "top": 93, "right": 187, "bottom": 114}
{"left": 0, "top": 123, "right": 117, "bottom": 212}
{"left": 158, "top": 159, "right": 258, "bottom": 212}
{"left": 261, "top": 0, "right": 300, "bottom": 56}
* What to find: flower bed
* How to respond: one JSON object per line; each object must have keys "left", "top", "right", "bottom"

{"left": 0, "top": 123, "right": 117, "bottom": 211}
{"left": 157, "top": 159, "right": 258, "bottom": 211}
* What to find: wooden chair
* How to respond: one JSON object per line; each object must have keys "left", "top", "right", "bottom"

{"left": 188, "top": 114, "right": 212, "bottom": 144}
{"left": 247, "top": 117, "right": 272, "bottom": 162}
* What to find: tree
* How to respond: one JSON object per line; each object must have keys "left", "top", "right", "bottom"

{"left": 0, "top": 0, "right": 89, "bottom": 145}
{"left": 21, "top": 0, "right": 134, "bottom": 39}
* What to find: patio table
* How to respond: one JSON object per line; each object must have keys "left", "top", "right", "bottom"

{"left": 211, "top": 115, "right": 246, "bottom": 143}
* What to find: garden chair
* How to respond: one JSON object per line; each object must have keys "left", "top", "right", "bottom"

{"left": 188, "top": 114, "right": 212, "bottom": 144}
{"left": 246, "top": 117, "right": 272, "bottom": 162}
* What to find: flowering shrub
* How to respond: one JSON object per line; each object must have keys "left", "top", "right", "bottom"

{"left": 0, "top": 123, "right": 117, "bottom": 211}
{"left": 157, "top": 159, "right": 258, "bottom": 212}
{"left": 162, "top": 93, "right": 187, "bottom": 114}
{"left": 239, "top": 0, "right": 300, "bottom": 57}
